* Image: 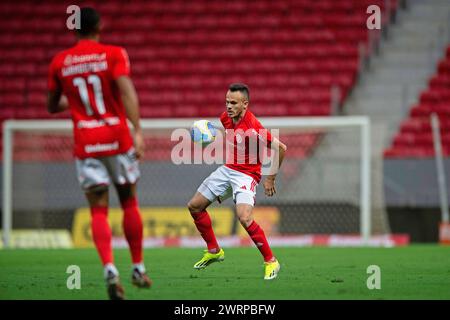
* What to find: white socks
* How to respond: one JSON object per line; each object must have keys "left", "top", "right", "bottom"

{"left": 104, "top": 263, "right": 119, "bottom": 279}
{"left": 133, "top": 263, "right": 146, "bottom": 274}
{"left": 103, "top": 263, "right": 146, "bottom": 278}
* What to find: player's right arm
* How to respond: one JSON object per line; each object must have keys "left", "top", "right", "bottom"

{"left": 47, "top": 55, "right": 69, "bottom": 114}
{"left": 47, "top": 90, "right": 69, "bottom": 114}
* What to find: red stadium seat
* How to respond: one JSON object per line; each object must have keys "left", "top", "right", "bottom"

{"left": 173, "top": 105, "right": 199, "bottom": 117}
{"left": 1, "top": 0, "right": 396, "bottom": 164}
{"left": 140, "top": 106, "right": 174, "bottom": 118}
{"left": 385, "top": 46, "right": 450, "bottom": 158}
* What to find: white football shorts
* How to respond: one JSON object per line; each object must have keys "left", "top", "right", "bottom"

{"left": 75, "top": 147, "right": 140, "bottom": 191}
{"left": 198, "top": 165, "right": 257, "bottom": 206}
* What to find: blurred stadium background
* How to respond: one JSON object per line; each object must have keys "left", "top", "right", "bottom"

{"left": 1, "top": 0, "right": 450, "bottom": 249}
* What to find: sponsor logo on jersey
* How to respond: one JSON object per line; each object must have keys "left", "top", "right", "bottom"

{"left": 77, "top": 117, "right": 120, "bottom": 129}
{"left": 65, "top": 53, "right": 106, "bottom": 66}
{"left": 85, "top": 141, "right": 119, "bottom": 154}
{"left": 62, "top": 61, "right": 108, "bottom": 77}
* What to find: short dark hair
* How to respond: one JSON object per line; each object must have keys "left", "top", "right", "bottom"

{"left": 229, "top": 83, "right": 250, "bottom": 101}
{"left": 76, "top": 7, "right": 100, "bottom": 36}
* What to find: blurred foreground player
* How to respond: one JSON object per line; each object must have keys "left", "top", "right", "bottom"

{"left": 187, "top": 83, "right": 287, "bottom": 280}
{"left": 47, "top": 7, "right": 151, "bottom": 299}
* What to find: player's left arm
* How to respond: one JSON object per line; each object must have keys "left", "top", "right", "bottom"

{"left": 263, "top": 136, "right": 287, "bottom": 197}
{"left": 116, "top": 76, "right": 144, "bottom": 160}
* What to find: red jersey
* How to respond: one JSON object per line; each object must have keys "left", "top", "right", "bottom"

{"left": 221, "top": 110, "right": 273, "bottom": 183}
{"left": 48, "top": 39, "right": 133, "bottom": 159}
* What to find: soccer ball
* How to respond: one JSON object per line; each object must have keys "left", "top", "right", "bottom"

{"left": 190, "top": 120, "right": 216, "bottom": 146}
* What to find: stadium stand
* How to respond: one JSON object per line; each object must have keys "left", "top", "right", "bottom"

{"left": 0, "top": 0, "right": 397, "bottom": 161}
{"left": 384, "top": 45, "right": 450, "bottom": 157}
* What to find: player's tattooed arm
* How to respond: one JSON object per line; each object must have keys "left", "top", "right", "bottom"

{"left": 47, "top": 88, "right": 69, "bottom": 114}
{"left": 263, "top": 137, "right": 287, "bottom": 197}
{"left": 116, "top": 75, "right": 144, "bottom": 159}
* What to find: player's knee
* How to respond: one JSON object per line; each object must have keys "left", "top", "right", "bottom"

{"left": 238, "top": 215, "right": 253, "bottom": 228}
{"left": 187, "top": 200, "right": 202, "bottom": 214}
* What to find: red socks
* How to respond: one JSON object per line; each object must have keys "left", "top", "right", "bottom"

{"left": 190, "top": 211, "right": 273, "bottom": 261}
{"left": 90, "top": 206, "right": 113, "bottom": 265}
{"left": 121, "top": 197, "right": 144, "bottom": 264}
{"left": 245, "top": 221, "right": 274, "bottom": 262}
{"left": 191, "top": 210, "right": 219, "bottom": 252}
{"left": 90, "top": 197, "right": 143, "bottom": 266}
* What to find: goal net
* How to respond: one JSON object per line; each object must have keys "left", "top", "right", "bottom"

{"left": 1, "top": 116, "right": 371, "bottom": 248}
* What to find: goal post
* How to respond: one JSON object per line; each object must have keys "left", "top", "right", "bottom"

{"left": 2, "top": 116, "right": 371, "bottom": 248}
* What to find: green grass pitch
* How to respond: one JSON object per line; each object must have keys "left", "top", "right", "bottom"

{"left": 1, "top": 246, "right": 449, "bottom": 300}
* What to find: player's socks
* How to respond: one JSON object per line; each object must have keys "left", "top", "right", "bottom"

{"left": 191, "top": 210, "right": 220, "bottom": 252}
{"left": 245, "top": 220, "right": 274, "bottom": 262}
{"left": 121, "top": 197, "right": 143, "bottom": 264}
{"left": 104, "top": 263, "right": 119, "bottom": 279}
{"left": 91, "top": 206, "right": 113, "bottom": 265}
{"left": 133, "top": 263, "right": 146, "bottom": 274}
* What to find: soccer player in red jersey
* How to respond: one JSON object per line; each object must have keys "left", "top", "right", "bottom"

{"left": 47, "top": 7, "right": 150, "bottom": 299}
{"left": 187, "top": 83, "right": 287, "bottom": 280}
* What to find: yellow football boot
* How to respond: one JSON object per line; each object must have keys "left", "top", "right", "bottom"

{"left": 193, "top": 248, "right": 225, "bottom": 269}
{"left": 264, "top": 259, "right": 281, "bottom": 280}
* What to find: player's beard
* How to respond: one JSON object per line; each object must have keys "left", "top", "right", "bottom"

{"left": 229, "top": 109, "right": 244, "bottom": 122}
